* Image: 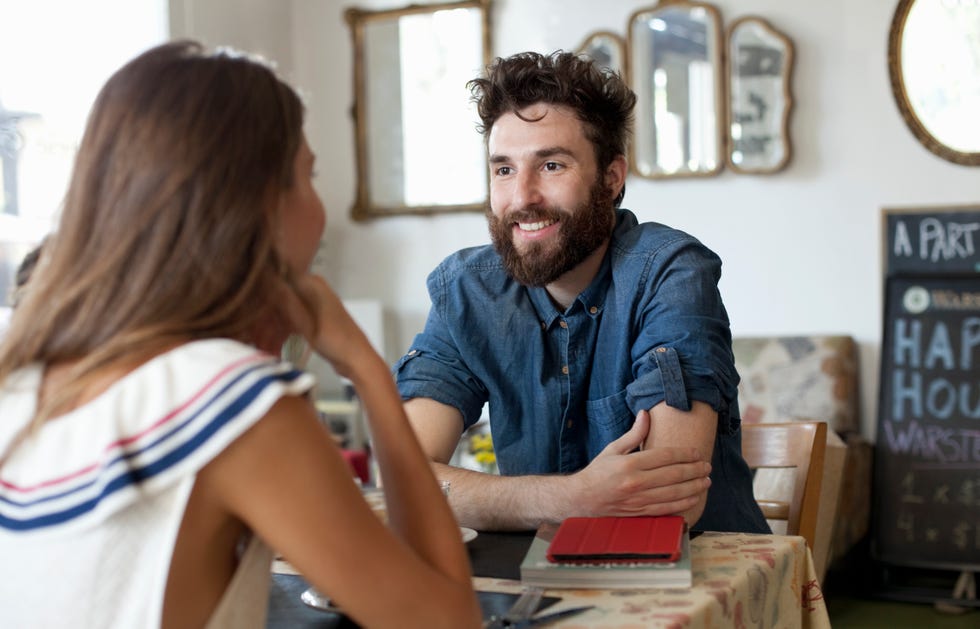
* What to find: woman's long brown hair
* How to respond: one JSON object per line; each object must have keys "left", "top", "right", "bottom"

{"left": 0, "top": 40, "right": 304, "bottom": 427}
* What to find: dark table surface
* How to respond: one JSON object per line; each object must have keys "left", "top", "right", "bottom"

{"left": 266, "top": 530, "right": 558, "bottom": 629}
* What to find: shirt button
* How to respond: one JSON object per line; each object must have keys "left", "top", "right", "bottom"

{"left": 561, "top": 365, "right": 569, "bottom": 375}
{"left": 589, "top": 306, "right": 598, "bottom": 314}
{"left": 408, "top": 349, "right": 417, "bottom": 355}
{"left": 656, "top": 347, "right": 666, "bottom": 353}
{"left": 541, "top": 322, "right": 546, "bottom": 330}
{"left": 567, "top": 420, "right": 574, "bottom": 429}
{"left": 559, "top": 320, "right": 568, "bottom": 329}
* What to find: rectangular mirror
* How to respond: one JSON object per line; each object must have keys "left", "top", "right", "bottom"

{"left": 346, "top": 0, "right": 491, "bottom": 220}
{"left": 627, "top": 1, "right": 724, "bottom": 179}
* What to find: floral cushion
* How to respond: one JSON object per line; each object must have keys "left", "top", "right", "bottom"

{"left": 733, "top": 335, "right": 859, "bottom": 434}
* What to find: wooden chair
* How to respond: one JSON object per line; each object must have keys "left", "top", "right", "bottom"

{"left": 741, "top": 421, "right": 827, "bottom": 549}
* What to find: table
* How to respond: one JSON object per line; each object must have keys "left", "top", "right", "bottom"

{"left": 469, "top": 530, "right": 830, "bottom": 628}
{"left": 268, "top": 530, "right": 831, "bottom": 628}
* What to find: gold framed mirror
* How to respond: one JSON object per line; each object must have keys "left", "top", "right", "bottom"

{"left": 577, "top": 30, "right": 626, "bottom": 77}
{"left": 627, "top": 1, "right": 725, "bottom": 179}
{"left": 346, "top": 0, "right": 492, "bottom": 220}
{"left": 725, "top": 16, "right": 793, "bottom": 174}
{"left": 888, "top": 0, "right": 980, "bottom": 166}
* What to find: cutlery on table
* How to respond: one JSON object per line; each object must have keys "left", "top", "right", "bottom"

{"left": 504, "top": 605, "right": 595, "bottom": 628}
{"left": 484, "top": 586, "right": 594, "bottom": 627}
{"left": 484, "top": 586, "right": 542, "bottom": 628}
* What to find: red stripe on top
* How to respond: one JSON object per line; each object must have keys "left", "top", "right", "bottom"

{"left": 0, "top": 351, "right": 268, "bottom": 493}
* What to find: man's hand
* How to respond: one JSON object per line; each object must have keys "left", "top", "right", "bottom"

{"left": 566, "top": 410, "right": 712, "bottom": 518}
{"left": 404, "top": 401, "right": 714, "bottom": 531}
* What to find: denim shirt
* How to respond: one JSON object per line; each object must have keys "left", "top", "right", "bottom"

{"left": 395, "top": 209, "right": 769, "bottom": 533}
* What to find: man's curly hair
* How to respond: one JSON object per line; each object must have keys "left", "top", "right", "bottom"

{"left": 468, "top": 50, "right": 636, "bottom": 203}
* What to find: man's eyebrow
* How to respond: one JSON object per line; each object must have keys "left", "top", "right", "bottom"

{"left": 488, "top": 146, "right": 576, "bottom": 164}
{"left": 535, "top": 146, "right": 575, "bottom": 159}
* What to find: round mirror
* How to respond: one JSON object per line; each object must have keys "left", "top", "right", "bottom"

{"left": 888, "top": 0, "right": 980, "bottom": 165}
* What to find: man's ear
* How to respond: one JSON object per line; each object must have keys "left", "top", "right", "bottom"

{"left": 605, "top": 155, "right": 628, "bottom": 202}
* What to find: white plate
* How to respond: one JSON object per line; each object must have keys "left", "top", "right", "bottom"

{"left": 460, "top": 527, "right": 478, "bottom": 543}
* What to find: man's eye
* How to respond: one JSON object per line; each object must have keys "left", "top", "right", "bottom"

{"left": 494, "top": 166, "right": 512, "bottom": 176}
{"left": 544, "top": 162, "right": 562, "bottom": 171}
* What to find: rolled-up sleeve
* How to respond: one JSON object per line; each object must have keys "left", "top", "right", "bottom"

{"left": 394, "top": 265, "right": 488, "bottom": 429}
{"left": 624, "top": 238, "right": 740, "bottom": 433}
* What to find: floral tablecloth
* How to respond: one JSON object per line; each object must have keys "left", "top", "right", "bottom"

{"left": 472, "top": 532, "right": 830, "bottom": 629}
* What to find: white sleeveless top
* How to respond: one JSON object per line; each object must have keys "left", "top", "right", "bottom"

{"left": 0, "top": 339, "right": 315, "bottom": 628}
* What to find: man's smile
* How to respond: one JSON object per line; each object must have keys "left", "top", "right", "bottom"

{"left": 516, "top": 218, "right": 557, "bottom": 232}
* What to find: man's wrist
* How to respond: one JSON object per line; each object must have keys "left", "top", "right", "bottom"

{"left": 535, "top": 473, "right": 576, "bottom": 523}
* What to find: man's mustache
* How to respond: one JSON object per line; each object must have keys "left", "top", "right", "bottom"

{"left": 503, "top": 207, "right": 563, "bottom": 224}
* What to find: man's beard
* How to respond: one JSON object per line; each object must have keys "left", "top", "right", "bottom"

{"left": 487, "top": 176, "right": 616, "bottom": 287}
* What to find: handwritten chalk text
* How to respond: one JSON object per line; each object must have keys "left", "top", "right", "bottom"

{"left": 893, "top": 218, "right": 980, "bottom": 262}
{"left": 883, "top": 420, "right": 980, "bottom": 464}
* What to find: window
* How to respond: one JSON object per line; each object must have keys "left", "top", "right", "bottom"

{"left": 0, "top": 0, "right": 167, "bottom": 315}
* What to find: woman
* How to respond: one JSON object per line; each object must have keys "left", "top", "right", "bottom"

{"left": 0, "top": 41, "right": 480, "bottom": 628}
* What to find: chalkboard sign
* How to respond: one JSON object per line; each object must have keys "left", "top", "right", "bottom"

{"left": 874, "top": 206, "right": 980, "bottom": 571}
{"left": 883, "top": 206, "right": 980, "bottom": 276}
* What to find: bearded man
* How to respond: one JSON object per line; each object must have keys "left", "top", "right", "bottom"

{"left": 394, "top": 51, "right": 769, "bottom": 534}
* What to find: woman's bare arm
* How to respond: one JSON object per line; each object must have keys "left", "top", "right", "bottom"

{"left": 205, "top": 273, "right": 480, "bottom": 628}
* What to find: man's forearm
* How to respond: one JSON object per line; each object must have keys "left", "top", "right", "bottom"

{"left": 644, "top": 400, "right": 718, "bottom": 527}
{"left": 431, "top": 462, "right": 571, "bottom": 531}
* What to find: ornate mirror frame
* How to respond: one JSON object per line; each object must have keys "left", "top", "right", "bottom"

{"left": 627, "top": 0, "right": 726, "bottom": 180}
{"left": 577, "top": 30, "right": 626, "bottom": 77}
{"left": 888, "top": 0, "right": 980, "bottom": 166}
{"left": 725, "top": 16, "right": 794, "bottom": 174}
{"left": 346, "top": 0, "right": 492, "bottom": 220}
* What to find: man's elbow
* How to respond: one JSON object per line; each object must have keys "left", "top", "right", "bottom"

{"left": 678, "top": 495, "right": 709, "bottom": 529}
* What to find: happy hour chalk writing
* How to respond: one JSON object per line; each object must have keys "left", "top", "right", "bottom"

{"left": 874, "top": 217, "right": 980, "bottom": 570}
{"left": 888, "top": 316, "right": 980, "bottom": 423}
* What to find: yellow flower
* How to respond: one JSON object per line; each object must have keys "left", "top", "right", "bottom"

{"left": 468, "top": 431, "right": 498, "bottom": 473}
{"left": 474, "top": 450, "right": 496, "bottom": 466}
{"left": 469, "top": 433, "right": 494, "bottom": 453}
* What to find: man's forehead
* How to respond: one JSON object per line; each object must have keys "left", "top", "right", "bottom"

{"left": 487, "top": 104, "right": 588, "bottom": 151}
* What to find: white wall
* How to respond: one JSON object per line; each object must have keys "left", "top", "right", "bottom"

{"left": 178, "top": 0, "right": 980, "bottom": 442}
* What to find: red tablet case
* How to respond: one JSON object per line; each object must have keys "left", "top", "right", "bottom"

{"left": 546, "top": 515, "right": 685, "bottom": 563}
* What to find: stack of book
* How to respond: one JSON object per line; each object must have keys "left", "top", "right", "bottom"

{"left": 519, "top": 516, "right": 693, "bottom": 589}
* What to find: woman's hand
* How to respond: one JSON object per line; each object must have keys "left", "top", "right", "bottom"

{"left": 274, "top": 273, "right": 375, "bottom": 379}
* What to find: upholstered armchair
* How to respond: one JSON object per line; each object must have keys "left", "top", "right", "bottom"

{"left": 733, "top": 335, "right": 872, "bottom": 582}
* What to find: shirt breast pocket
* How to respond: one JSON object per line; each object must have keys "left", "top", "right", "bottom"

{"left": 585, "top": 388, "right": 632, "bottom": 433}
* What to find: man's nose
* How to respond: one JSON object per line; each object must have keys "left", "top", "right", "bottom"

{"left": 512, "top": 170, "right": 543, "bottom": 208}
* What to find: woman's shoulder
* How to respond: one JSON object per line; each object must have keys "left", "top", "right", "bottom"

{"left": 0, "top": 339, "right": 315, "bottom": 534}
{"left": 116, "top": 338, "right": 314, "bottom": 432}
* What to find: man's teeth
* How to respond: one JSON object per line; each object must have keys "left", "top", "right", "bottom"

{"left": 517, "top": 219, "right": 556, "bottom": 232}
